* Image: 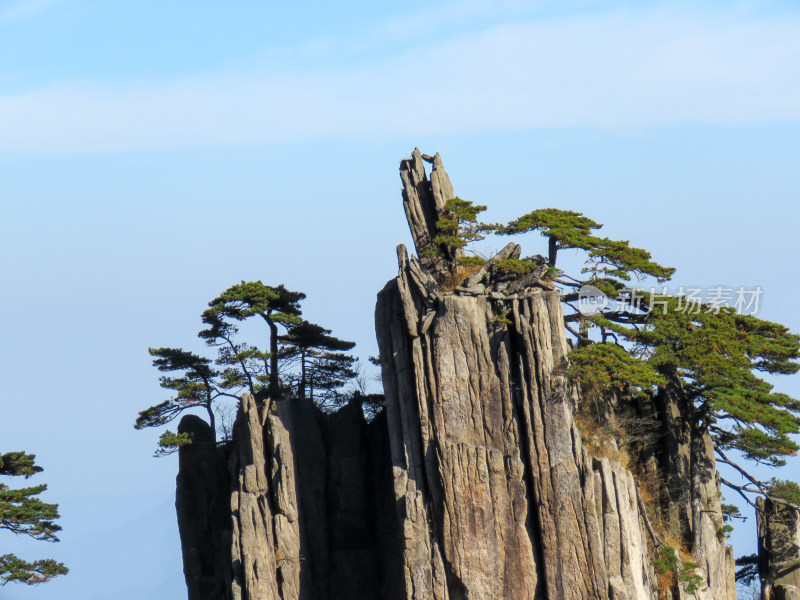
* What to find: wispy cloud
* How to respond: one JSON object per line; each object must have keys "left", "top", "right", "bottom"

{"left": 1, "top": 4, "right": 799, "bottom": 154}
{"left": 0, "top": 0, "right": 60, "bottom": 23}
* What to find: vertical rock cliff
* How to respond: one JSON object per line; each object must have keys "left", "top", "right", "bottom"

{"left": 174, "top": 149, "right": 739, "bottom": 600}
{"left": 374, "top": 148, "right": 735, "bottom": 600}
{"left": 758, "top": 496, "right": 800, "bottom": 600}
{"left": 177, "top": 395, "right": 403, "bottom": 600}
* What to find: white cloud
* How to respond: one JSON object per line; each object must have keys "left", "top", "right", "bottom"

{"left": 0, "top": 0, "right": 60, "bottom": 22}
{"left": 1, "top": 5, "right": 800, "bottom": 154}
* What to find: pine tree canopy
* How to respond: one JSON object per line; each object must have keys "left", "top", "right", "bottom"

{"left": 432, "top": 197, "right": 490, "bottom": 251}
{"left": 280, "top": 320, "right": 356, "bottom": 354}
{"left": 206, "top": 281, "right": 304, "bottom": 325}
{"left": 0, "top": 451, "right": 42, "bottom": 477}
{"left": 498, "top": 207, "right": 675, "bottom": 281}
{"left": 138, "top": 282, "right": 363, "bottom": 453}
{"left": 568, "top": 342, "right": 667, "bottom": 399}
{"left": 279, "top": 320, "right": 358, "bottom": 406}
{"left": 0, "top": 452, "right": 67, "bottom": 585}
{"left": 204, "top": 281, "right": 306, "bottom": 399}
{"left": 601, "top": 302, "right": 800, "bottom": 467}
{"left": 500, "top": 208, "right": 602, "bottom": 249}
{"left": 766, "top": 478, "right": 800, "bottom": 504}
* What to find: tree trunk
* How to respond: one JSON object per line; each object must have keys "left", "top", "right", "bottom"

{"left": 548, "top": 235, "right": 558, "bottom": 267}
{"left": 267, "top": 317, "right": 280, "bottom": 399}
{"left": 300, "top": 349, "right": 307, "bottom": 399}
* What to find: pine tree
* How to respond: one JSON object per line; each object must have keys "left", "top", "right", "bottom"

{"left": 278, "top": 320, "right": 356, "bottom": 404}
{"left": 577, "top": 299, "right": 800, "bottom": 497}
{"left": 137, "top": 282, "right": 360, "bottom": 453}
{"left": 134, "top": 348, "right": 240, "bottom": 453}
{"left": 0, "top": 451, "right": 67, "bottom": 585}
{"left": 205, "top": 281, "right": 305, "bottom": 399}
{"left": 499, "top": 207, "right": 674, "bottom": 279}
{"left": 428, "top": 197, "right": 492, "bottom": 268}
{"left": 455, "top": 203, "right": 800, "bottom": 505}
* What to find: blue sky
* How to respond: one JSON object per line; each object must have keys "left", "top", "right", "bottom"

{"left": 1, "top": 1, "right": 799, "bottom": 598}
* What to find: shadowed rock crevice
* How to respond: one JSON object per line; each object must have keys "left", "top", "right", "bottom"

{"left": 758, "top": 496, "right": 800, "bottom": 600}
{"left": 176, "top": 415, "right": 234, "bottom": 600}
{"left": 176, "top": 396, "right": 401, "bottom": 600}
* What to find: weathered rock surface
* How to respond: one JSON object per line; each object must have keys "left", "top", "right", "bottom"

{"left": 758, "top": 496, "right": 800, "bottom": 600}
{"left": 176, "top": 415, "right": 233, "bottom": 600}
{"left": 400, "top": 148, "right": 462, "bottom": 277}
{"left": 176, "top": 395, "right": 401, "bottom": 600}
{"left": 648, "top": 375, "right": 737, "bottom": 600}
{"left": 376, "top": 266, "right": 665, "bottom": 600}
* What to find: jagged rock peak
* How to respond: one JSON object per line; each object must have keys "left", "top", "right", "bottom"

{"left": 173, "top": 149, "right": 741, "bottom": 600}
{"left": 373, "top": 149, "right": 737, "bottom": 600}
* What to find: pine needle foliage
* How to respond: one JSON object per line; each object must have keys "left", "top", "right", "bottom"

{"left": 499, "top": 207, "right": 674, "bottom": 281}
{"left": 652, "top": 545, "right": 704, "bottom": 595}
{"left": 0, "top": 452, "right": 67, "bottom": 585}
{"left": 493, "top": 258, "right": 538, "bottom": 277}
{"left": 568, "top": 343, "right": 667, "bottom": 399}
{"left": 279, "top": 320, "right": 357, "bottom": 406}
{"left": 766, "top": 478, "right": 800, "bottom": 504}
{"left": 154, "top": 431, "right": 194, "bottom": 457}
{"left": 594, "top": 301, "right": 800, "bottom": 466}
{"left": 138, "top": 282, "right": 362, "bottom": 453}
{"left": 432, "top": 197, "right": 490, "bottom": 250}
{"left": 501, "top": 208, "right": 602, "bottom": 251}
{"left": 0, "top": 555, "right": 67, "bottom": 586}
